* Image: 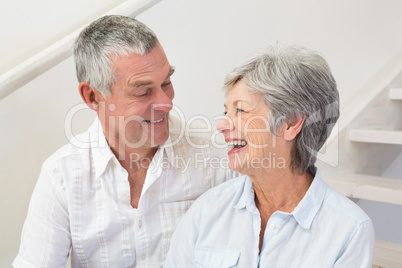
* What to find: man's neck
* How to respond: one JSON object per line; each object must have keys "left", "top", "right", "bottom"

{"left": 113, "top": 145, "right": 159, "bottom": 209}
{"left": 112, "top": 145, "right": 159, "bottom": 173}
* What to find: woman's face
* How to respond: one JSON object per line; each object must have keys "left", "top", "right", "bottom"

{"left": 217, "top": 80, "right": 286, "bottom": 175}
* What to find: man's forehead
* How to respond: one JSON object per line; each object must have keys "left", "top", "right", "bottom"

{"left": 128, "top": 66, "right": 175, "bottom": 88}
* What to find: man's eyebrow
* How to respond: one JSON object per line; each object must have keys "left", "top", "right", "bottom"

{"left": 131, "top": 81, "right": 152, "bottom": 88}
{"left": 166, "top": 66, "right": 175, "bottom": 79}
{"left": 130, "top": 66, "right": 175, "bottom": 88}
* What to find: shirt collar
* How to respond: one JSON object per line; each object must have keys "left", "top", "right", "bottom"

{"left": 141, "top": 145, "right": 165, "bottom": 195}
{"left": 160, "top": 134, "right": 180, "bottom": 170}
{"left": 233, "top": 167, "right": 327, "bottom": 230}
{"left": 160, "top": 116, "right": 185, "bottom": 171}
{"left": 88, "top": 118, "right": 116, "bottom": 178}
{"left": 234, "top": 176, "right": 256, "bottom": 212}
{"left": 291, "top": 168, "right": 327, "bottom": 229}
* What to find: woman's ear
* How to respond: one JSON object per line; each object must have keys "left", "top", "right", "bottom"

{"left": 79, "top": 82, "right": 101, "bottom": 111}
{"left": 283, "top": 116, "right": 305, "bottom": 141}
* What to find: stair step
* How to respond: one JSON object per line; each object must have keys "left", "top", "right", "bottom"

{"left": 349, "top": 129, "right": 402, "bottom": 145}
{"left": 373, "top": 239, "right": 402, "bottom": 267}
{"left": 323, "top": 174, "right": 402, "bottom": 205}
{"left": 389, "top": 88, "right": 402, "bottom": 100}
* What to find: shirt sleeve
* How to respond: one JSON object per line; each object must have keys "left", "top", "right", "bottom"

{"left": 163, "top": 195, "right": 205, "bottom": 267}
{"left": 13, "top": 164, "right": 71, "bottom": 268}
{"left": 334, "top": 220, "right": 375, "bottom": 268}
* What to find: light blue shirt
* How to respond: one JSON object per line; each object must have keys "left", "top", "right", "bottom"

{"left": 164, "top": 169, "right": 374, "bottom": 268}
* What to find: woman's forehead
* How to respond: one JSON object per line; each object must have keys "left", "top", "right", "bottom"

{"left": 225, "top": 82, "right": 266, "bottom": 109}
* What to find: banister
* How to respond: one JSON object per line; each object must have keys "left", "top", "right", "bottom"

{"left": 0, "top": 0, "right": 162, "bottom": 100}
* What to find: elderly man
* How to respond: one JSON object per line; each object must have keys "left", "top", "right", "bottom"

{"left": 13, "top": 15, "right": 231, "bottom": 267}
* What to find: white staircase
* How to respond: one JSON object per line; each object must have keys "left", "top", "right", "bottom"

{"left": 372, "top": 240, "right": 402, "bottom": 268}
{"left": 318, "top": 80, "right": 402, "bottom": 267}
{"left": 389, "top": 88, "right": 402, "bottom": 100}
{"left": 349, "top": 129, "right": 402, "bottom": 145}
{"left": 324, "top": 173, "right": 402, "bottom": 206}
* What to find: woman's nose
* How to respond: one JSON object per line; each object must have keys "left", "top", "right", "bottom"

{"left": 217, "top": 115, "right": 235, "bottom": 134}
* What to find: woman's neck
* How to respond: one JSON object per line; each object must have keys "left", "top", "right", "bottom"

{"left": 250, "top": 168, "right": 313, "bottom": 216}
{"left": 250, "top": 168, "right": 314, "bottom": 254}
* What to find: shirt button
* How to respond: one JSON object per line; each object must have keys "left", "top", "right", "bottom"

{"left": 269, "top": 224, "right": 276, "bottom": 230}
{"left": 138, "top": 220, "right": 143, "bottom": 228}
{"left": 141, "top": 254, "right": 146, "bottom": 259}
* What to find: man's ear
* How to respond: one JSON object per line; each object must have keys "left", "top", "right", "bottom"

{"left": 283, "top": 116, "right": 305, "bottom": 141}
{"left": 79, "top": 82, "right": 101, "bottom": 111}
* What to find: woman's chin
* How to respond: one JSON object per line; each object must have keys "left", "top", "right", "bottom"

{"left": 228, "top": 160, "right": 248, "bottom": 175}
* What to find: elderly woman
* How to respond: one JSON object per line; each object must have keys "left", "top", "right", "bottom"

{"left": 163, "top": 44, "right": 374, "bottom": 267}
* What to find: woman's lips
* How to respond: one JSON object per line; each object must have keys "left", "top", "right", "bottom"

{"left": 226, "top": 139, "right": 248, "bottom": 154}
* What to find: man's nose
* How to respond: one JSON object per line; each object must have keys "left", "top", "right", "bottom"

{"left": 152, "top": 89, "right": 173, "bottom": 113}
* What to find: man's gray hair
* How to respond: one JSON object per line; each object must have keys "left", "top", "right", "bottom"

{"left": 73, "top": 15, "right": 159, "bottom": 96}
{"left": 224, "top": 44, "right": 339, "bottom": 173}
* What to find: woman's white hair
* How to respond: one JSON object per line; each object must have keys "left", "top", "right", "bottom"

{"left": 224, "top": 44, "right": 339, "bottom": 173}
{"left": 73, "top": 15, "right": 159, "bottom": 96}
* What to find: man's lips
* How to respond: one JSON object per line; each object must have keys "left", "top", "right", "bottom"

{"left": 143, "top": 117, "right": 164, "bottom": 123}
{"left": 143, "top": 115, "right": 168, "bottom": 124}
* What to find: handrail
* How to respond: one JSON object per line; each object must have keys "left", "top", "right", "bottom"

{"left": 316, "top": 51, "right": 402, "bottom": 167}
{"left": 0, "top": 0, "right": 162, "bottom": 100}
{"left": 325, "top": 52, "right": 402, "bottom": 144}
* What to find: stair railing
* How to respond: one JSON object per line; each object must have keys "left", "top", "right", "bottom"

{"left": 0, "top": 0, "right": 162, "bottom": 101}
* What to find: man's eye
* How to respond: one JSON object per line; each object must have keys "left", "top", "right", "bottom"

{"left": 236, "top": 108, "right": 245, "bottom": 113}
{"left": 136, "top": 89, "right": 151, "bottom": 97}
{"left": 162, "top": 81, "right": 172, "bottom": 87}
{"left": 223, "top": 111, "right": 227, "bottom": 115}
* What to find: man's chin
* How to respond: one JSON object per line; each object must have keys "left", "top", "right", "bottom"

{"left": 150, "top": 132, "right": 170, "bottom": 147}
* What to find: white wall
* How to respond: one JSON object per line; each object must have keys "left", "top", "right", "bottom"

{"left": 0, "top": 0, "right": 127, "bottom": 74}
{"left": 2, "top": 0, "right": 402, "bottom": 266}
{"left": 137, "top": 0, "right": 402, "bottom": 119}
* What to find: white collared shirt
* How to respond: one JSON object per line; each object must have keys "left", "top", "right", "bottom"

{"left": 13, "top": 117, "right": 233, "bottom": 268}
{"left": 164, "top": 169, "right": 374, "bottom": 268}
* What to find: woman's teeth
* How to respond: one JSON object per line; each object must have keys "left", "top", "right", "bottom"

{"left": 228, "top": 140, "right": 247, "bottom": 149}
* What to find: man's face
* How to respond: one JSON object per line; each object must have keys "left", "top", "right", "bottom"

{"left": 96, "top": 45, "right": 175, "bottom": 152}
